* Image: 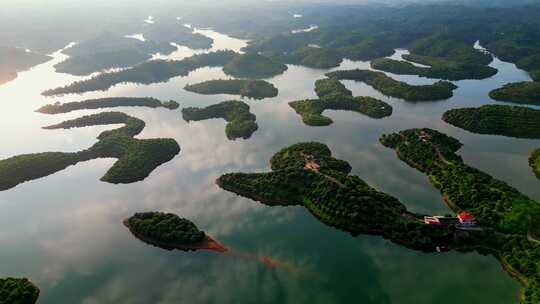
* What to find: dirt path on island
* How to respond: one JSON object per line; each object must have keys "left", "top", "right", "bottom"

{"left": 301, "top": 152, "right": 345, "bottom": 188}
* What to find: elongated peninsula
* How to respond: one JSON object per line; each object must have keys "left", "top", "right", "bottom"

{"left": 42, "top": 51, "right": 237, "bottom": 96}
{"left": 489, "top": 81, "right": 540, "bottom": 105}
{"left": 0, "top": 112, "right": 180, "bottom": 191}
{"left": 327, "top": 69, "right": 457, "bottom": 101}
{"left": 442, "top": 105, "right": 540, "bottom": 139}
{"left": 37, "top": 97, "right": 179, "bottom": 114}
{"left": 380, "top": 128, "right": 540, "bottom": 303}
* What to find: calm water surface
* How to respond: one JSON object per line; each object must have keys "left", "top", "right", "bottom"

{"left": 0, "top": 29, "right": 538, "bottom": 304}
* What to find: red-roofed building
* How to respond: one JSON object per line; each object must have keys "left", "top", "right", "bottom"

{"left": 457, "top": 211, "right": 476, "bottom": 227}
{"left": 305, "top": 161, "right": 320, "bottom": 170}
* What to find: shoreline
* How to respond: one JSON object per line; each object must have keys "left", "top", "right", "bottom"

{"left": 122, "top": 219, "right": 228, "bottom": 253}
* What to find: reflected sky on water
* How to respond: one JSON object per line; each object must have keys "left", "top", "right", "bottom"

{"left": 0, "top": 28, "right": 537, "bottom": 304}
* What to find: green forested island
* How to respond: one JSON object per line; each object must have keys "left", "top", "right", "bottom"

{"left": 289, "top": 78, "right": 392, "bottom": 126}
{"left": 184, "top": 79, "right": 278, "bottom": 99}
{"left": 143, "top": 23, "right": 214, "bottom": 50}
{"left": 442, "top": 105, "right": 540, "bottom": 139}
{"left": 62, "top": 32, "right": 176, "bottom": 58}
{"left": 530, "top": 149, "right": 540, "bottom": 180}
{"left": 42, "top": 51, "right": 237, "bottom": 96}
{"left": 327, "top": 69, "right": 457, "bottom": 101}
{"left": 182, "top": 100, "right": 258, "bottom": 140}
{"left": 380, "top": 128, "right": 540, "bottom": 303}
{"left": 369, "top": 34, "right": 497, "bottom": 81}
{"left": 54, "top": 49, "right": 152, "bottom": 76}
{"left": 244, "top": 30, "right": 399, "bottom": 63}
{"left": 217, "top": 142, "right": 460, "bottom": 251}
{"left": 0, "top": 46, "right": 52, "bottom": 86}
{"left": 271, "top": 46, "right": 343, "bottom": 69}
{"left": 0, "top": 112, "right": 180, "bottom": 190}
{"left": 37, "top": 97, "right": 179, "bottom": 114}
{"left": 55, "top": 32, "right": 177, "bottom": 76}
{"left": 216, "top": 136, "right": 540, "bottom": 304}
{"left": 243, "top": 24, "right": 496, "bottom": 78}
{"left": 407, "top": 34, "right": 492, "bottom": 65}
{"left": 0, "top": 278, "right": 40, "bottom": 304}
{"left": 125, "top": 212, "right": 227, "bottom": 252}
{"left": 489, "top": 82, "right": 540, "bottom": 105}
{"left": 371, "top": 57, "right": 498, "bottom": 81}
{"left": 223, "top": 53, "right": 288, "bottom": 79}
{"left": 43, "top": 111, "right": 145, "bottom": 139}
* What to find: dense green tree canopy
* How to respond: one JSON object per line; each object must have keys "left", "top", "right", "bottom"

{"left": 289, "top": 78, "right": 392, "bottom": 126}
{"left": 37, "top": 97, "right": 179, "bottom": 114}
{"left": 182, "top": 100, "right": 258, "bottom": 140}
{"left": 127, "top": 212, "right": 206, "bottom": 245}
{"left": 223, "top": 53, "right": 288, "bottom": 79}
{"left": 0, "top": 278, "right": 39, "bottom": 304}
{"left": 327, "top": 69, "right": 457, "bottom": 101}
{"left": 489, "top": 82, "right": 540, "bottom": 105}
{"left": 184, "top": 79, "right": 278, "bottom": 99}
{"left": 442, "top": 105, "right": 540, "bottom": 139}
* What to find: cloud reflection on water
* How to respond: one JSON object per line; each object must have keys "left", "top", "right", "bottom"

{"left": 0, "top": 27, "right": 536, "bottom": 304}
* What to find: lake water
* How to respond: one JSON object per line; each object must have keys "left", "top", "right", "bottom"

{"left": 0, "top": 28, "right": 538, "bottom": 304}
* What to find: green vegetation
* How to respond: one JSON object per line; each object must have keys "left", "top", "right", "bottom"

{"left": 43, "top": 111, "right": 145, "bottom": 139}
{"left": 289, "top": 78, "right": 392, "bottom": 126}
{"left": 92, "top": 135, "right": 180, "bottom": 184}
{"left": 530, "top": 149, "right": 540, "bottom": 180}
{"left": 272, "top": 46, "right": 343, "bottom": 69}
{"left": 327, "top": 69, "right": 457, "bottom": 101}
{"left": 338, "top": 34, "right": 398, "bottom": 62}
{"left": 143, "top": 24, "right": 214, "bottom": 49}
{"left": 54, "top": 32, "right": 178, "bottom": 76}
{"left": 442, "top": 105, "right": 540, "bottom": 139}
{"left": 0, "top": 46, "right": 51, "bottom": 85}
{"left": 223, "top": 53, "right": 287, "bottom": 79}
{"left": 0, "top": 152, "right": 89, "bottom": 191}
{"left": 481, "top": 27, "right": 540, "bottom": 82}
{"left": 489, "top": 82, "right": 540, "bottom": 105}
{"left": 0, "top": 112, "right": 180, "bottom": 191}
{"left": 314, "top": 78, "right": 351, "bottom": 99}
{"left": 407, "top": 34, "right": 492, "bottom": 65}
{"left": 380, "top": 128, "right": 540, "bottom": 303}
{"left": 245, "top": 31, "right": 401, "bottom": 68}
{"left": 184, "top": 79, "right": 278, "bottom": 100}
{"left": 516, "top": 55, "right": 540, "bottom": 82}
{"left": 244, "top": 26, "right": 495, "bottom": 78}
{"left": 246, "top": 31, "right": 402, "bottom": 62}
{"left": 126, "top": 212, "right": 205, "bottom": 245}
{"left": 54, "top": 49, "right": 151, "bottom": 76}
{"left": 369, "top": 34, "right": 497, "bottom": 81}
{"left": 371, "top": 57, "right": 497, "bottom": 81}
{"left": 62, "top": 32, "right": 175, "bottom": 58}
{"left": 42, "top": 51, "right": 237, "bottom": 96}
{"left": 37, "top": 97, "right": 178, "bottom": 114}
{"left": 182, "top": 100, "right": 258, "bottom": 140}
{"left": 0, "top": 278, "right": 39, "bottom": 304}
{"left": 217, "top": 142, "right": 459, "bottom": 251}
{"left": 290, "top": 97, "right": 392, "bottom": 126}
{"left": 124, "top": 211, "right": 227, "bottom": 252}
{"left": 269, "top": 142, "right": 352, "bottom": 173}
